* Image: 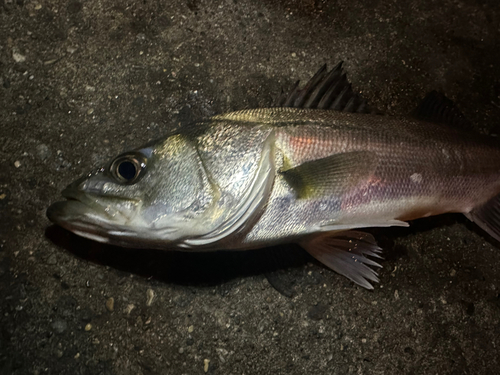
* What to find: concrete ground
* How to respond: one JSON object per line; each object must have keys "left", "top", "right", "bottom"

{"left": 1, "top": 0, "right": 500, "bottom": 374}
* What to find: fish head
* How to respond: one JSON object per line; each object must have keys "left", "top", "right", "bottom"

{"left": 47, "top": 133, "right": 216, "bottom": 248}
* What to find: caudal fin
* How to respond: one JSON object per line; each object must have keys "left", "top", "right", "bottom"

{"left": 300, "top": 231, "right": 383, "bottom": 289}
{"left": 465, "top": 193, "right": 500, "bottom": 242}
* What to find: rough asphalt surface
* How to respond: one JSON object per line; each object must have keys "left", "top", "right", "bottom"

{"left": 1, "top": 1, "right": 500, "bottom": 374}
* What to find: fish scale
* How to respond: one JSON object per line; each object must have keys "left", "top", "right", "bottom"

{"left": 47, "top": 64, "right": 500, "bottom": 289}
{"left": 222, "top": 109, "right": 500, "bottom": 246}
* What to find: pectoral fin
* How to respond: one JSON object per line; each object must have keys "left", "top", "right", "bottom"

{"left": 281, "top": 151, "right": 378, "bottom": 199}
{"left": 300, "top": 231, "right": 383, "bottom": 289}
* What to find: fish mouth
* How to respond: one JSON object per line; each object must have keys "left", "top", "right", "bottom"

{"left": 47, "top": 189, "right": 182, "bottom": 248}
{"left": 48, "top": 187, "right": 111, "bottom": 222}
{"left": 46, "top": 188, "right": 129, "bottom": 245}
{"left": 47, "top": 189, "right": 172, "bottom": 248}
{"left": 47, "top": 199, "right": 114, "bottom": 245}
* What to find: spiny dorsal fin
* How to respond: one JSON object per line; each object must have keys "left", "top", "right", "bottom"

{"left": 276, "top": 63, "right": 371, "bottom": 113}
{"left": 412, "top": 91, "right": 473, "bottom": 130}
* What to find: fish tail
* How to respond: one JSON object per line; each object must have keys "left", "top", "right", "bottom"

{"left": 466, "top": 193, "right": 500, "bottom": 242}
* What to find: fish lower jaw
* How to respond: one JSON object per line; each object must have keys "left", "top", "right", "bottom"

{"left": 71, "top": 229, "right": 110, "bottom": 244}
{"left": 63, "top": 216, "right": 182, "bottom": 248}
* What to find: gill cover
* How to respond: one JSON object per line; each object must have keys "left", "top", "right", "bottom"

{"left": 181, "top": 129, "right": 276, "bottom": 248}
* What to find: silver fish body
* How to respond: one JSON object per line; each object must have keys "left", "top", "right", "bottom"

{"left": 230, "top": 109, "right": 500, "bottom": 245}
{"left": 47, "top": 67, "right": 500, "bottom": 289}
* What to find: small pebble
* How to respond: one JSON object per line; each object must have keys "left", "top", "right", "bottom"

{"left": 47, "top": 254, "right": 57, "bottom": 265}
{"left": 204, "top": 359, "right": 210, "bottom": 373}
{"left": 12, "top": 50, "right": 26, "bottom": 63}
{"left": 124, "top": 304, "right": 135, "bottom": 315}
{"left": 44, "top": 58, "right": 58, "bottom": 65}
{"left": 36, "top": 144, "right": 51, "bottom": 161}
{"left": 146, "top": 289, "right": 155, "bottom": 306}
{"left": 106, "top": 297, "right": 114, "bottom": 312}
{"left": 52, "top": 319, "right": 67, "bottom": 334}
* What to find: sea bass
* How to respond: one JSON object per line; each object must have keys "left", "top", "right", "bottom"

{"left": 47, "top": 63, "right": 500, "bottom": 289}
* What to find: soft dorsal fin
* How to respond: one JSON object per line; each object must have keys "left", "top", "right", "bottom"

{"left": 412, "top": 91, "right": 473, "bottom": 130}
{"left": 276, "top": 63, "right": 371, "bottom": 113}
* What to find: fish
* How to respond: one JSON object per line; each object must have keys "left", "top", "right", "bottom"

{"left": 47, "top": 63, "right": 500, "bottom": 289}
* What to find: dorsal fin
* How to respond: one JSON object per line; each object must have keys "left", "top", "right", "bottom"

{"left": 412, "top": 91, "right": 472, "bottom": 130}
{"left": 276, "top": 63, "right": 371, "bottom": 114}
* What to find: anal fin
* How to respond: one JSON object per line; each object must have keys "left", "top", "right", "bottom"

{"left": 465, "top": 193, "right": 500, "bottom": 242}
{"left": 300, "top": 231, "right": 383, "bottom": 289}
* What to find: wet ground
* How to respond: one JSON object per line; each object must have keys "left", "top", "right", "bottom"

{"left": 1, "top": 0, "right": 500, "bottom": 374}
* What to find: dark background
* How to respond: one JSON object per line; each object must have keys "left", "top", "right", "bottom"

{"left": 1, "top": 0, "right": 500, "bottom": 374}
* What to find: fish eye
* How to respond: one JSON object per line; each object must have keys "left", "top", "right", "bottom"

{"left": 110, "top": 153, "right": 147, "bottom": 184}
{"left": 118, "top": 161, "right": 137, "bottom": 181}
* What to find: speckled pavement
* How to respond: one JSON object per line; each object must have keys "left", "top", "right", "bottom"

{"left": 1, "top": 1, "right": 500, "bottom": 374}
